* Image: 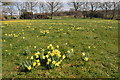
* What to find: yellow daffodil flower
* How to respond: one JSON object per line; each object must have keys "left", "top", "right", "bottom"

{"left": 58, "top": 61, "right": 61, "bottom": 65}
{"left": 60, "top": 60, "right": 63, "bottom": 63}
{"left": 56, "top": 45, "right": 59, "bottom": 48}
{"left": 46, "top": 55, "right": 49, "bottom": 58}
{"left": 3, "top": 40, "right": 6, "bottom": 42}
{"left": 36, "top": 55, "right": 39, "bottom": 58}
{"left": 5, "top": 50, "right": 8, "bottom": 52}
{"left": 49, "top": 44, "right": 52, "bottom": 47}
{"left": 47, "top": 46, "right": 50, "bottom": 49}
{"left": 84, "top": 57, "right": 89, "bottom": 61}
{"left": 82, "top": 52, "right": 85, "bottom": 56}
{"left": 71, "top": 49, "right": 74, "bottom": 52}
{"left": 62, "top": 55, "right": 66, "bottom": 59}
{"left": 27, "top": 66, "right": 31, "bottom": 71}
{"left": 51, "top": 47, "right": 54, "bottom": 50}
{"left": 52, "top": 61, "right": 56, "bottom": 64}
{"left": 36, "top": 60, "right": 40, "bottom": 63}
{"left": 88, "top": 46, "right": 91, "bottom": 48}
{"left": 55, "top": 63, "right": 60, "bottom": 66}
{"left": 67, "top": 50, "right": 70, "bottom": 53}
{"left": 34, "top": 46, "right": 37, "bottom": 48}
{"left": 65, "top": 43, "right": 68, "bottom": 45}
{"left": 42, "top": 56, "right": 45, "bottom": 59}
{"left": 22, "top": 37, "right": 25, "bottom": 39}
{"left": 33, "top": 62, "right": 36, "bottom": 66}
{"left": 30, "top": 56, "right": 34, "bottom": 60}
{"left": 51, "top": 53, "right": 54, "bottom": 56}
{"left": 47, "top": 51, "right": 51, "bottom": 54}
{"left": 58, "top": 54, "right": 61, "bottom": 57}
{"left": 47, "top": 59, "right": 51, "bottom": 62}
{"left": 14, "top": 35, "right": 18, "bottom": 38}
{"left": 37, "top": 63, "right": 40, "bottom": 66}
{"left": 5, "top": 34, "right": 7, "bottom": 36}
{"left": 46, "top": 62, "right": 49, "bottom": 65}
{"left": 35, "top": 52, "right": 40, "bottom": 55}
{"left": 52, "top": 49, "right": 61, "bottom": 54}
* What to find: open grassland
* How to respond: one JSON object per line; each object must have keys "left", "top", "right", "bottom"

{"left": 2, "top": 18, "right": 119, "bottom": 78}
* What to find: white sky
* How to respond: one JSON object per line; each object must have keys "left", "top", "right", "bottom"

{"left": 1, "top": 0, "right": 120, "bottom": 2}
{"left": 1, "top": 0, "right": 119, "bottom": 15}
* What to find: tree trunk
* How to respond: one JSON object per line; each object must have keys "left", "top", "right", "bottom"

{"left": 51, "top": 12, "right": 53, "bottom": 19}
{"left": 90, "top": 3, "right": 94, "bottom": 19}
{"left": 111, "top": 2, "right": 116, "bottom": 19}
{"left": 74, "top": 11, "right": 77, "bottom": 18}
{"left": 10, "top": 12, "right": 12, "bottom": 19}
{"left": 105, "top": 8, "right": 108, "bottom": 18}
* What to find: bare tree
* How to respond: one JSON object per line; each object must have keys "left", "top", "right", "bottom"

{"left": 38, "top": 2, "right": 47, "bottom": 13}
{"left": 68, "top": 2, "right": 83, "bottom": 18}
{"left": 15, "top": 2, "right": 25, "bottom": 18}
{"left": 24, "top": 2, "right": 38, "bottom": 12}
{"left": 99, "top": 2, "right": 113, "bottom": 18}
{"left": 111, "top": 2, "right": 119, "bottom": 19}
{"left": 47, "top": 1, "right": 63, "bottom": 19}
{"left": 81, "top": 2, "right": 89, "bottom": 19}
{"left": 2, "top": 2, "right": 16, "bottom": 19}
{"left": 89, "top": 2, "right": 100, "bottom": 19}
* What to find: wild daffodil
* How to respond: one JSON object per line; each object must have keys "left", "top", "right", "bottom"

{"left": 52, "top": 61, "right": 56, "bottom": 64}
{"left": 46, "top": 62, "right": 49, "bottom": 65}
{"left": 55, "top": 63, "right": 60, "bottom": 66}
{"left": 42, "top": 56, "right": 45, "bottom": 59}
{"left": 36, "top": 55, "right": 39, "bottom": 58}
{"left": 51, "top": 47, "right": 54, "bottom": 50}
{"left": 51, "top": 53, "right": 54, "bottom": 56}
{"left": 47, "top": 59, "right": 51, "bottom": 62}
{"left": 88, "top": 46, "right": 91, "bottom": 49}
{"left": 56, "top": 45, "right": 59, "bottom": 48}
{"left": 22, "top": 37, "right": 25, "bottom": 39}
{"left": 46, "top": 55, "right": 49, "bottom": 58}
{"left": 35, "top": 52, "right": 40, "bottom": 55}
{"left": 67, "top": 50, "right": 70, "bottom": 53}
{"left": 47, "top": 51, "right": 51, "bottom": 54}
{"left": 30, "top": 56, "right": 34, "bottom": 60}
{"left": 58, "top": 54, "right": 61, "bottom": 57}
{"left": 33, "top": 62, "right": 36, "bottom": 66}
{"left": 84, "top": 57, "right": 89, "bottom": 61}
{"left": 71, "top": 49, "right": 74, "bottom": 52}
{"left": 82, "top": 52, "right": 85, "bottom": 56}
{"left": 27, "top": 66, "right": 31, "bottom": 71}
{"left": 49, "top": 44, "right": 52, "bottom": 47}
{"left": 37, "top": 63, "right": 40, "bottom": 66}
{"left": 62, "top": 55, "right": 66, "bottom": 59}
{"left": 47, "top": 46, "right": 50, "bottom": 49}
{"left": 36, "top": 60, "right": 40, "bottom": 63}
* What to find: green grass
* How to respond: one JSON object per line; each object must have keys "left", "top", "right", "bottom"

{"left": 2, "top": 18, "right": 119, "bottom": 78}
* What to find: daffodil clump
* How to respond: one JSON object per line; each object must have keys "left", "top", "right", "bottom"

{"left": 20, "top": 44, "right": 74, "bottom": 71}
{"left": 41, "top": 30, "right": 50, "bottom": 36}
{"left": 44, "top": 44, "right": 73, "bottom": 69}
{"left": 20, "top": 52, "right": 41, "bottom": 71}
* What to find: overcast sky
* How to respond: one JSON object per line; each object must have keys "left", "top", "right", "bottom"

{"left": 1, "top": 0, "right": 120, "bottom": 2}
{"left": 1, "top": 0, "right": 119, "bottom": 15}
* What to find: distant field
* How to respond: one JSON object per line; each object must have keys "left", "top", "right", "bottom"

{"left": 2, "top": 18, "right": 118, "bottom": 78}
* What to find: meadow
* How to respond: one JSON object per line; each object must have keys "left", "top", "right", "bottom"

{"left": 2, "top": 18, "right": 119, "bottom": 78}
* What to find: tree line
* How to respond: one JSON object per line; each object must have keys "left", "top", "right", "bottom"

{"left": 1, "top": 1, "right": 120, "bottom": 20}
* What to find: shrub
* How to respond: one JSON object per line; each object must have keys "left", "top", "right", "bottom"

{"left": 20, "top": 12, "right": 33, "bottom": 19}
{"left": 1, "top": 15, "right": 7, "bottom": 21}
{"left": 34, "top": 13, "right": 49, "bottom": 19}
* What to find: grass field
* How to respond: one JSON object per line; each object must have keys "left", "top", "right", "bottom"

{"left": 2, "top": 18, "right": 119, "bottom": 78}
